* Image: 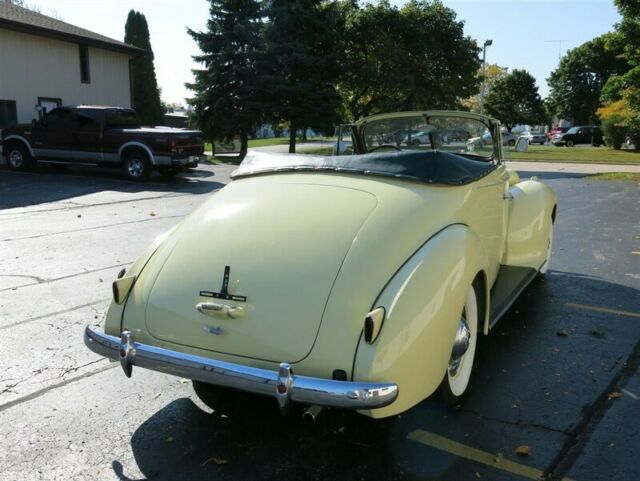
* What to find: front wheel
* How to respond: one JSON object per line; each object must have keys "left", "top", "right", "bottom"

{"left": 437, "top": 284, "right": 479, "bottom": 405}
{"left": 507, "top": 139, "right": 516, "bottom": 147}
{"left": 5, "top": 143, "right": 32, "bottom": 171}
{"left": 566, "top": 140, "right": 574, "bottom": 147}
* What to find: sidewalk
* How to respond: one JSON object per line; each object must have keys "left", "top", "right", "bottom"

{"left": 504, "top": 160, "right": 640, "bottom": 174}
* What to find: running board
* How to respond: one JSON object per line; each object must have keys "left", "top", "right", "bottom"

{"left": 37, "top": 160, "right": 99, "bottom": 166}
{"left": 488, "top": 265, "right": 538, "bottom": 330}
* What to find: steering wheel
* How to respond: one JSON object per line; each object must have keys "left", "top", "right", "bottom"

{"left": 368, "top": 144, "right": 402, "bottom": 152}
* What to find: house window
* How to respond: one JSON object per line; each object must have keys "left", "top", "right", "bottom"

{"left": 0, "top": 100, "right": 18, "bottom": 129}
{"left": 79, "top": 44, "right": 90, "bottom": 83}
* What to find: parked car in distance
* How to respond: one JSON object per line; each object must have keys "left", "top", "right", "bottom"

{"left": 467, "top": 130, "right": 516, "bottom": 148}
{"left": 1, "top": 105, "right": 206, "bottom": 181}
{"left": 551, "top": 126, "right": 604, "bottom": 147}
{"left": 521, "top": 131, "right": 546, "bottom": 145}
{"left": 85, "top": 110, "right": 557, "bottom": 421}
{"left": 547, "top": 126, "right": 569, "bottom": 141}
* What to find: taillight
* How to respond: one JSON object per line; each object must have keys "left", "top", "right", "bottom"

{"left": 170, "top": 139, "right": 176, "bottom": 153}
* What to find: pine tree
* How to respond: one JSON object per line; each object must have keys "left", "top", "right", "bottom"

{"left": 187, "top": 0, "right": 264, "bottom": 158}
{"left": 260, "top": 0, "right": 341, "bottom": 153}
{"left": 124, "top": 10, "right": 164, "bottom": 125}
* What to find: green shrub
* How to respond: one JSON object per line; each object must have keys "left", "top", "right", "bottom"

{"left": 601, "top": 115, "right": 627, "bottom": 149}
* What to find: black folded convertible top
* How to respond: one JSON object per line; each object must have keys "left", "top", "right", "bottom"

{"left": 232, "top": 150, "right": 497, "bottom": 186}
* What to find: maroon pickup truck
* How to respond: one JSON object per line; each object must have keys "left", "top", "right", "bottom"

{"left": 1, "top": 105, "right": 206, "bottom": 181}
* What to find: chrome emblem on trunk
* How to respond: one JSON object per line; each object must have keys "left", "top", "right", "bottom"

{"left": 203, "top": 325, "right": 224, "bottom": 335}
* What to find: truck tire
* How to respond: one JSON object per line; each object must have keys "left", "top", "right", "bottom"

{"left": 122, "top": 150, "right": 151, "bottom": 181}
{"left": 5, "top": 143, "right": 32, "bottom": 171}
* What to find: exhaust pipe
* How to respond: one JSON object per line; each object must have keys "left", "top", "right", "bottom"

{"left": 302, "top": 405, "right": 324, "bottom": 424}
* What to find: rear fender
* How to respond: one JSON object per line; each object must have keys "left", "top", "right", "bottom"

{"left": 353, "top": 224, "right": 488, "bottom": 418}
{"left": 503, "top": 180, "right": 557, "bottom": 269}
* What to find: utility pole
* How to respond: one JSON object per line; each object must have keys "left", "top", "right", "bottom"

{"left": 545, "top": 39, "right": 572, "bottom": 62}
{"left": 480, "top": 39, "right": 493, "bottom": 115}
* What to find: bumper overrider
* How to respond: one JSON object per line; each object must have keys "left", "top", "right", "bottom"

{"left": 84, "top": 326, "right": 398, "bottom": 412}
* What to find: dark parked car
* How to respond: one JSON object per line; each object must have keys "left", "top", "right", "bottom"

{"left": 551, "top": 126, "right": 604, "bottom": 147}
{"left": 1, "top": 105, "right": 206, "bottom": 180}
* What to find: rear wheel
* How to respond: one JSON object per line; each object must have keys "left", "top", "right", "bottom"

{"left": 5, "top": 143, "right": 32, "bottom": 171}
{"left": 122, "top": 150, "right": 151, "bottom": 181}
{"left": 507, "top": 139, "right": 516, "bottom": 147}
{"left": 437, "top": 284, "right": 479, "bottom": 405}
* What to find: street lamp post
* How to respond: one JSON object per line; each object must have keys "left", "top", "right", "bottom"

{"left": 480, "top": 39, "right": 493, "bottom": 115}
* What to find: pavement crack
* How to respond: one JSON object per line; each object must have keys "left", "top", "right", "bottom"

{"left": 543, "top": 337, "right": 640, "bottom": 480}
{"left": 0, "top": 299, "right": 109, "bottom": 331}
{"left": 1, "top": 214, "right": 184, "bottom": 242}
{"left": 0, "top": 263, "right": 130, "bottom": 293}
{"left": 460, "top": 408, "right": 569, "bottom": 434}
{"left": 0, "top": 362, "right": 117, "bottom": 413}
{"left": 0, "top": 273, "right": 45, "bottom": 283}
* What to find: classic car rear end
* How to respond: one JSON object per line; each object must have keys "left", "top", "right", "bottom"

{"left": 85, "top": 111, "right": 556, "bottom": 419}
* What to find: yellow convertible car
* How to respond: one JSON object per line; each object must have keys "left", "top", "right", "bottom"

{"left": 85, "top": 111, "right": 556, "bottom": 420}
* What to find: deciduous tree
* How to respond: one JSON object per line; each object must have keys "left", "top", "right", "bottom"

{"left": 484, "top": 69, "right": 547, "bottom": 132}
{"left": 547, "top": 34, "right": 626, "bottom": 125}
{"left": 125, "top": 10, "right": 164, "bottom": 125}
{"left": 338, "top": 0, "right": 480, "bottom": 120}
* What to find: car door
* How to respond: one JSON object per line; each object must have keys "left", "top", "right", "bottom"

{"left": 73, "top": 109, "right": 102, "bottom": 162}
{"left": 33, "top": 108, "right": 75, "bottom": 160}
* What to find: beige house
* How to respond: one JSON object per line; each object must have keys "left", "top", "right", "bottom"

{"left": 0, "top": 2, "right": 141, "bottom": 129}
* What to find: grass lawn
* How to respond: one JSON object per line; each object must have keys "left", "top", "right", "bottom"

{"left": 585, "top": 172, "right": 640, "bottom": 181}
{"left": 205, "top": 137, "right": 333, "bottom": 152}
{"left": 505, "top": 145, "right": 640, "bottom": 165}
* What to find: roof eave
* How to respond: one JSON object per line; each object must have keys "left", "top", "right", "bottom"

{"left": 0, "top": 19, "right": 145, "bottom": 56}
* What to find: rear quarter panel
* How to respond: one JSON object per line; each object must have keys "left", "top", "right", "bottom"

{"left": 503, "top": 180, "right": 557, "bottom": 269}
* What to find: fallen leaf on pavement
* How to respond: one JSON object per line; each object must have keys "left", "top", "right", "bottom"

{"left": 556, "top": 329, "right": 568, "bottom": 337}
{"left": 150, "top": 211, "right": 156, "bottom": 216}
{"left": 179, "top": 378, "right": 189, "bottom": 384}
{"left": 166, "top": 436, "right": 174, "bottom": 443}
{"left": 515, "top": 445, "right": 531, "bottom": 456}
{"left": 608, "top": 391, "right": 622, "bottom": 400}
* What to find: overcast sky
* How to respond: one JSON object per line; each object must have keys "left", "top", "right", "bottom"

{"left": 35, "top": 0, "right": 621, "bottom": 105}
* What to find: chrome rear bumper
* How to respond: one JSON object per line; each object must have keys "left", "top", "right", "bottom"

{"left": 84, "top": 326, "right": 398, "bottom": 412}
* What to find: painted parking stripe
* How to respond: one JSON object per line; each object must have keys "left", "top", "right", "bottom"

{"left": 407, "top": 430, "right": 575, "bottom": 481}
{"left": 565, "top": 302, "right": 640, "bottom": 319}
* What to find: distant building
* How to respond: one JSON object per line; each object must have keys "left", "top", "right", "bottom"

{"left": 0, "top": 1, "right": 142, "bottom": 129}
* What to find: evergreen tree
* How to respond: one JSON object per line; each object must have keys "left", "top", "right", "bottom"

{"left": 187, "top": 0, "right": 264, "bottom": 159}
{"left": 125, "top": 10, "right": 164, "bottom": 125}
{"left": 485, "top": 69, "right": 547, "bottom": 132}
{"left": 260, "top": 0, "right": 341, "bottom": 153}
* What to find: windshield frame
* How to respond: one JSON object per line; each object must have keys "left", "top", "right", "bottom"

{"left": 354, "top": 110, "right": 502, "bottom": 164}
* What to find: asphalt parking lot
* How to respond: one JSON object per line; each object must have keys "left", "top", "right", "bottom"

{"left": 1, "top": 162, "right": 638, "bottom": 481}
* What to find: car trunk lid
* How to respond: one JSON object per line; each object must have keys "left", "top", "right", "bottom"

{"left": 144, "top": 180, "right": 377, "bottom": 362}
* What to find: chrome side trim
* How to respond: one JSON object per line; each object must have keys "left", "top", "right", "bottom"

{"left": 84, "top": 326, "right": 398, "bottom": 410}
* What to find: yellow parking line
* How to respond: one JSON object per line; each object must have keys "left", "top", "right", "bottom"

{"left": 407, "top": 430, "right": 574, "bottom": 481}
{"left": 565, "top": 302, "right": 640, "bottom": 319}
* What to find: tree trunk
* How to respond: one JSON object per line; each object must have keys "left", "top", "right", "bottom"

{"left": 289, "top": 124, "right": 296, "bottom": 154}
{"left": 239, "top": 131, "right": 248, "bottom": 160}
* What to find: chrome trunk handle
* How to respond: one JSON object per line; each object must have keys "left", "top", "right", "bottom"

{"left": 196, "top": 302, "right": 245, "bottom": 319}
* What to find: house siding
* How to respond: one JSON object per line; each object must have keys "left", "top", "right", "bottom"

{"left": 0, "top": 28, "right": 131, "bottom": 124}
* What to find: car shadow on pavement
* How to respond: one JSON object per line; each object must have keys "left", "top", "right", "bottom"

{"left": 117, "top": 271, "right": 639, "bottom": 481}
{"left": 0, "top": 164, "right": 225, "bottom": 209}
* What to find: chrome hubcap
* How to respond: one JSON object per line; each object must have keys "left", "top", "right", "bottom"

{"left": 9, "top": 150, "right": 23, "bottom": 167}
{"left": 127, "top": 158, "right": 144, "bottom": 177}
{"left": 448, "top": 317, "right": 471, "bottom": 377}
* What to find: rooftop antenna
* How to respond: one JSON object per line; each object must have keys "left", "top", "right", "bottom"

{"left": 545, "top": 40, "right": 572, "bottom": 62}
